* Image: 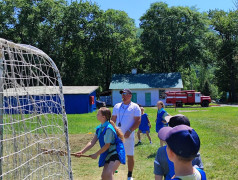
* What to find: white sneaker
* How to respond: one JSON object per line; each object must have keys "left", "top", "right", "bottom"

{"left": 127, "top": 177, "right": 133, "bottom": 180}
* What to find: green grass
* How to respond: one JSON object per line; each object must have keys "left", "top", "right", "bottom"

{"left": 3, "top": 113, "right": 65, "bottom": 134}
{"left": 68, "top": 106, "right": 238, "bottom": 180}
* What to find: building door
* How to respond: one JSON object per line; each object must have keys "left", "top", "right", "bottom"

{"left": 145, "top": 93, "right": 151, "bottom": 106}
{"left": 132, "top": 93, "right": 137, "bottom": 103}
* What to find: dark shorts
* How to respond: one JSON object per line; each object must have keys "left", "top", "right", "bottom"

{"left": 105, "top": 154, "right": 120, "bottom": 164}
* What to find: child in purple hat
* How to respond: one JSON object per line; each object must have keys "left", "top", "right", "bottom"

{"left": 158, "top": 125, "right": 206, "bottom": 180}
{"left": 154, "top": 115, "right": 204, "bottom": 180}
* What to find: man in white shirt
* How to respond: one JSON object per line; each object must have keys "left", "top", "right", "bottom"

{"left": 112, "top": 89, "right": 141, "bottom": 180}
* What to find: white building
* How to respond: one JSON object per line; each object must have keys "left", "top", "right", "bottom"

{"left": 109, "top": 72, "right": 183, "bottom": 106}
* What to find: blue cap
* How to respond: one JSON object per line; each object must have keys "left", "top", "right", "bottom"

{"left": 158, "top": 125, "right": 200, "bottom": 158}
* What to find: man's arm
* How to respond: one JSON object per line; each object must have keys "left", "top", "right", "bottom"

{"left": 130, "top": 104, "right": 141, "bottom": 131}
{"left": 124, "top": 116, "right": 141, "bottom": 138}
{"left": 130, "top": 116, "right": 141, "bottom": 132}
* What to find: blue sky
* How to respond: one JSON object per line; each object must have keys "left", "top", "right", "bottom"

{"left": 87, "top": 0, "right": 236, "bottom": 27}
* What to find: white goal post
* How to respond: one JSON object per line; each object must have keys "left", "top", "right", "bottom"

{"left": 0, "top": 38, "right": 73, "bottom": 179}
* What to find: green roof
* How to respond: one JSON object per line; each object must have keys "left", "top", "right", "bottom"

{"left": 109, "top": 72, "right": 183, "bottom": 89}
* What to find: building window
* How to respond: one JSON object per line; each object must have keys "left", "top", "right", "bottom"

{"left": 159, "top": 90, "right": 166, "bottom": 99}
{"left": 132, "top": 93, "right": 137, "bottom": 103}
{"left": 188, "top": 93, "right": 193, "bottom": 97}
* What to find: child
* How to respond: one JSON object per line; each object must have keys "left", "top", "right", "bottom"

{"left": 75, "top": 107, "right": 126, "bottom": 180}
{"left": 155, "top": 101, "right": 169, "bottom": 147}
{"left": 136, "top": 107, "right": 152, "bottom": 145}
{"left": 154, "top": 115, "right": 204, "bottom": 180}
{"left": 158, "top": 125, "right": 206, "bottom": 180}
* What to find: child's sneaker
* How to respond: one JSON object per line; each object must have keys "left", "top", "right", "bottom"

{"left": 150, "top": 141, "right": 152, "bottom": 144}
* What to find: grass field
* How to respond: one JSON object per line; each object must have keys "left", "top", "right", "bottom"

{"left": 67, "top": 106, "right": 238, "bottom": 180}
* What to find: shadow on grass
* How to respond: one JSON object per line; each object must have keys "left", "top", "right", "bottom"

{"left": 147, "top": 152, "right": 157, "bottom": 159}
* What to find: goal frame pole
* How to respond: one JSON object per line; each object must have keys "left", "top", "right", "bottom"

{"left": 0, "top": 44, "right": 4, "bottom": 180}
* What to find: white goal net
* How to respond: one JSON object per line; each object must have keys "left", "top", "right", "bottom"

{"left": 0, "top": 38, "right": 73, "bottom": 179}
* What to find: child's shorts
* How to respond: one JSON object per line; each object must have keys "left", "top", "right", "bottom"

{"left": 139, "top": 128, "right": 150, "bottom": 134}
{"left": 105, "top": 154, "right": 120, "bottom": 164}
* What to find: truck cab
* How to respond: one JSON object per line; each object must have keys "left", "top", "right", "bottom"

{"left": 186, "top": 92, "right": 201, "bottom": 104}
{"left": 165, "top": 90, "right": 211, "bottom": 107}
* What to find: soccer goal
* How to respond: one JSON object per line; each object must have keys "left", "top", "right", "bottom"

{"left": 0, "top": 38, "right": 73, "bottom": 179}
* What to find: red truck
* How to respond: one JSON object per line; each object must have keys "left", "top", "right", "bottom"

{"left": 165, "top": 90, "right": 211, "bottom": 107}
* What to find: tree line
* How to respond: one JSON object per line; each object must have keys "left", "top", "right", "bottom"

{"left": 0, "top": 0, "right": 238, "bottom": 102}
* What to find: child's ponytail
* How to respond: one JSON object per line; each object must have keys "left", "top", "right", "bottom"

{"left": 99, "top": 107, "right": 124, "bottom": 142}
{"left": 109, "top": 120, "right": 124, "bottom": 142}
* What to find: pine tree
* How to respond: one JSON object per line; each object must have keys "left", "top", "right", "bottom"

{"left": 202, "top": 80, "right": 212, "bottom": 96}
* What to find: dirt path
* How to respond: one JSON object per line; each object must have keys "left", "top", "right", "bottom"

{"left": 216, "top": 104, "right": 238, "bottom": 107}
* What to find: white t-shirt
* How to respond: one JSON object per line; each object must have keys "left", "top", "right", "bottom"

{"left": 112, "top": 102, "right": 141, "bottom": 135}
{"left": 174, "top": 168, "right": 202, "bottom": 180}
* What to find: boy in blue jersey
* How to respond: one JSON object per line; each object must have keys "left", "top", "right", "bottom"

{"left": 158, "top": 125, "right": 206, "bottom": 180}
{"left": 136, "top": 107, "right": 152, "bottom": 145}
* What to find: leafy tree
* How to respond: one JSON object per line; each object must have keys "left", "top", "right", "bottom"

{"left": 139, "top": 2, "right": 208, "bottom": 73}
{"left": 0, "top": 0, "right": 138, "bottom": 90}
{"left": 180, "top": 66, "right": 199, "bottom": 90}
{"left": 0, "top": 0, "right": 17, "bottom": 39}
{"left": 0, "top": 0, "right": 67, "bottom": 83}
{"left": 91, "top": 9, "right": 137, "bottom": 89}
{"left": 208, "top": 10, "right": 238, "bottom": 102}
{"left": 54, "top": 1, "right": 103, "bottom": 85}
{"left": 0, "top": 0, "right": 65, "bottom": 44}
